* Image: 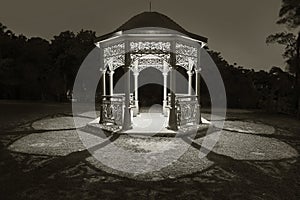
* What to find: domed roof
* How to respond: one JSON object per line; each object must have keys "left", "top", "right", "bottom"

{"left": 96, "top": 11, "right": 207, "bottom": 43}
{"left": 116, "top": 12, "right": 187, "bottom": 33}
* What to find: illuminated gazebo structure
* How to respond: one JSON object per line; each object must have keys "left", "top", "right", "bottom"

{"left": 95, "top": 12, "right": 207, "bottom": 131}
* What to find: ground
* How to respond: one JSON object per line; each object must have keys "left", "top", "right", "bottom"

{"left": 0, "top": 101, "right": 300, "bottom": 200}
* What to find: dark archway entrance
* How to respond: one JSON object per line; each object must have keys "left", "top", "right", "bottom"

{"left": 138, "top": 67, "right": 163, "bottom": 112}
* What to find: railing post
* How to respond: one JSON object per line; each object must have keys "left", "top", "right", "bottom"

{"left": 195, "top": 69, "right": 202, "bottom": 124}
{"left": 122, "top": 42, "right": 132, "bottom": 130}
{"left": 99, "top": 96, "right": 104, "bottom": 124}
{"left": 133, "top": 72, "right": 139, "bottom": 116}
{"left": 109, "top": 70, "right": 114, "bottom": 96}
{"left": 168, "top": 43, "right": 178, "bottom": 131}
{"left": 163, "top": 71, "right": 168, "bottom": 116}
{"left": 133, "top": 61, "right": 139, "bottom": 117}
{"left": 99, "top": 45, "right": 105, "bottom": 124}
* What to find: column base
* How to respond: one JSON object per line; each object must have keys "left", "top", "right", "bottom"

{"left": 163, "top": 100, "right": 168, "bottom": 117}
{"left": 122, "top": 107, "right": 132, "bottom": 131}
{"left": 196, "top": 104, "right": 202, "bottom": 124}
{"left": 133, "top": 100, "right": 139, "bottom": 117}
{"left": 167, "top": 107, "right": 178, "bottom": 131}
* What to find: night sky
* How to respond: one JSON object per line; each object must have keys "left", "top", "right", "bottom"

{"left": 0, "top": 0, "right": 287, "bottom": 71}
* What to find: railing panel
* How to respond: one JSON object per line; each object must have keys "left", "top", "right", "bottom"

{"left": 101, "top": 96, "right": 125, "bottom": 126}
{"left": 177, "top": 99, "right": 199, "bottom": 126}
{"left": 168, "top": 94, "right": 200, "bottom": 127}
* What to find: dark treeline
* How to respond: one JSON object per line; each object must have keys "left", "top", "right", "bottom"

{"left": 0, "top": 23, "right": 96, "bottom": 102}
{"left": 203, "top": 50, "right": 298, "bottom": 115}
{"left": 0, "top": 22, "right": 299, "bottom": 116}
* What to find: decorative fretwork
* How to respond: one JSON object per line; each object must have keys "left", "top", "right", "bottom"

{"left": 139, "top": 58, "right": 164, "bottom": 66}
{"left": 101, "top": 96, "right": 124, "bottom": 126}
{"left": 137, "top": 65, "right": 164, "bottom": 73}
{"left": 176, "top": 43, "right": 197, "bottom": 57}
{"left": 133, "top": 58, "right": 164, "bottom": 73}
{"left": 130, "top": 41, "right": 171, "bottom": 53}
{"left": 104, "top": 43, "right": 125, "bottom": 71}
{"left": 131, "top": 53, "right": 170, "bottom": 64}
{"left": 102, "top": 41, "right": 200, "bottom": 72}
{"left": 174, "top": 95, "right": 199, "bottom": 127}
{"left": 130, "top": 41, "right": 171, "bottom": 64}
{"left": 176, "top": 43, "right": 198, "bottom": 70}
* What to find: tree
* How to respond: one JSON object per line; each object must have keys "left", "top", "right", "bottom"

{"left": 50, "top": 30, "right": 96, "bottom": 101}
{"left": 276, "top": 0, "right": 300, "bottom": 29}
{"left": 20, "top": 37, "right": 51, "bottom": 100}
{"left": 0, "top": 24, "right": 28, "bottom": 99}
{"left": 266, "top": 32, "right": 296, "bottom": 60}
{"left": 267, "top": 0, "right": 300, "bottom": 117}
{"left": 296, "top": 32, "right": 300, "bottom": 118}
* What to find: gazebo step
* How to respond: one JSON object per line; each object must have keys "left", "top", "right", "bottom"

{"left": 84, "top": 118, "right": 214, "bottom": 138}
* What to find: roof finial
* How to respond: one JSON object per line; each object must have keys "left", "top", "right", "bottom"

{"left": 149, "top": 0, "right": 152, "bottom": 12}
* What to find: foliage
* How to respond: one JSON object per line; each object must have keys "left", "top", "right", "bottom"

{"left": 0, "top": 24, "right": 96, "bottom": 101}
{"left": 277, "top": 0, "right": 300, "bottom": 28}
{"left": 0, "top": 22, "right": 298, "bottom": 115}
{"left": 266, "top": 32, "right": 296, "bottom": 59}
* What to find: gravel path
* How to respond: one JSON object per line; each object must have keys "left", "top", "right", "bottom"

{"left": 1, "top": 102, "right": 300, "bottom": 199}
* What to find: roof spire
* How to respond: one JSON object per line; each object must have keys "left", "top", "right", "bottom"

{"left": 149, "top": 0, "right": 152, "bottom": 12}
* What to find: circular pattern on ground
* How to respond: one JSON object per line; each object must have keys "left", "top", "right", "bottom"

{"left": 197, "top": 131, "right": 298, "bottom": 160}
{"left": 8, "top": 130, "right": 86, "bottom": 156}
{"left": 214, "top": 120, "right": 275, "bottom": 135}
{"left": 202, "top": 113, "right": 226, "bottom": 121}
{"left": 32, "top": 116, "right": 91, "bottom": 130}
{"left": 7, "top": 115, "right": 299, "bottom": 181}
{"left": 86, "top": 135, "right": 214, "bottom": 181}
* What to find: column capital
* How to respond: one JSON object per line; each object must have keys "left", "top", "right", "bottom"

{"left": 162, "top": 72, "right": 168, "bottom": 76}
{"left": 188, "top": 58, "right": 195, "bottom": 71}
{"left": 187, "top": 70, "right": 194, "bottom": 76}
{"left": 195, "top": 67, "right": 202, "bottom": 73}
{"left": 170, "top": 65, "right": 178, "bottom": 70}
{"left": 100, "top": 68, "right": 107, "bottom": 73}
{"left": 109, "top": 70, "right": 115, "bottom": 76}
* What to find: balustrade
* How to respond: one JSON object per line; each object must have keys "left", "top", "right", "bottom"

{"left": 168, "top": 94, "right": 200, "bottom": 127}
{"left": 100, "top": 94, "right": 134, "bottom": 127}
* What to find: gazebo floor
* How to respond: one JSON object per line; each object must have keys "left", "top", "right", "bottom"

{"left": 85, "top": 113, "right": 212, "bottom": 137}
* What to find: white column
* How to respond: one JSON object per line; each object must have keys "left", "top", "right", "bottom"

{"left": 195, "top": 68, "right": 202, "bottom": 124}
{"left": 167, "top": 48, "right": 178, "bottom": 130}
{"left": 163, "top": 72, "right": 168, "bottom": 116}
{"left": 99, "top": 69, "right": 106, "bottom": 124}
{"left": 133, "top": 72, "right": 139, "bottom": 116}
{"left": 163, "top": 61, "right": 169, "bottom": 116}
{"left": 195, "top": 69, "right": 200, "bottom": 97}
{"left": 187, "top": 70, "right": 193, "bottom": 95}
{"left": 187, "top": 58, "right": 195, "bottom": 96}
{"left": 122, "top": 43, "right": 132, "bottom": 130}
{"left": 109, "top": 70, "right": 114, "bottom": 96}
{"left": 102, "top": 69, "right": 106, "bottom": 96}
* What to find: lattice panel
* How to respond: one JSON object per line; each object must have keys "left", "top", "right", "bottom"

{"left": 101, "top": 97, "right": 124, "bottom": 126}
{"left": 176, "top": 43, "right": 198, "bottom": 70}
{"left": 104, "top": 43, "right": 125, "bottom": 70}
{"left": 130, "top": 41, "right": 171, "bottom": 53}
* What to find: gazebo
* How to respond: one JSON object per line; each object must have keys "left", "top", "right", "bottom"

{"left": 95, "top": 12, "right": 207, "bottom": 131}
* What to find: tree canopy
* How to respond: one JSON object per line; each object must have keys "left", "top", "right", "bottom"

{"left": 0, "top": 22, "right": 299, "bottom": 115}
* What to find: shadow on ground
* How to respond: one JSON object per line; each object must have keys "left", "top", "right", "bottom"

{"left": 0, "top": 102, "right": 300, "bottom": 200}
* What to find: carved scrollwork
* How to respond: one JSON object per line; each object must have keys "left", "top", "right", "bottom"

{"left": 131, "top": 53, "right": 170, "bottom": 64}
{"left": 130, "top": 41, "right": 171, "bottom": 66}
{"left": 104, "top": 43, "right": 125, "bottom": 58}
{"left": 130, "top": 41, "right": 171, "bottom": 53}
{"left": 101, "top": 96, "right": 124, "bottom": 126}
{"left": 135, "top": 58, "right": 164, "bottom": 73}
{"left": 174, "top": 95, "right": 199, "bottom": 127}
{"left": 104, "top": 43, "right": 125, "bottom": 70}
{"left": 176, "top": 43, "right": 198, "bottom": 70}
